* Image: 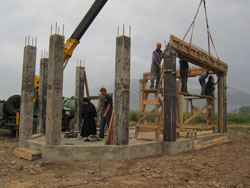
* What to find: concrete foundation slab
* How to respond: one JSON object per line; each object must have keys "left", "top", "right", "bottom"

{"left": 19, "top": 130, "right": 226, "bottom": 162}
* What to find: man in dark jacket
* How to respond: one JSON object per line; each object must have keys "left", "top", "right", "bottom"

{"left": 99, "top": 88, "right": 113, "bottom": 139}
{"left": 205, "top": 76, "right": 217, "bottom": 97}
{"left": 199, "top": 70, "right": 209, "bottom": 95}
{"left": 179, "top": 59, "right": 189, "bottom": 93}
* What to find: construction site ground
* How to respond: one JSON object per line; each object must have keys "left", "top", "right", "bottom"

{"left": 0, "top": 125, "right": 249, "bottom": 188}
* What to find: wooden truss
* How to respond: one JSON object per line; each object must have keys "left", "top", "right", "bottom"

{"left": 169, "top": 35, "right": 228, "bottom": 73}
{"left": 135, "top": 34, "right": 228, "bottom": 140}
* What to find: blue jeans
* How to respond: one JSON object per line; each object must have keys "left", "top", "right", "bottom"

{"left": 99, "top": 109, "right": 112, "bottom": 138}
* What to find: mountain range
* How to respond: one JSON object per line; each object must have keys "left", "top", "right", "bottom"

{"left": 89, "top": 79, "right": 250, "bottom": 112}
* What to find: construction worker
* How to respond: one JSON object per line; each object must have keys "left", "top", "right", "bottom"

{"left": 179, "top": 59, "right": 189, "bottom": 93}
{"left": 99, "top": 88, "right": 113, "bottom": 139}
{"left": 205, "top": 76, "right": 217, "bottom": 97}
{"left": 150, "top": 42, "right": 163, "bottom": 89}
{"left": 199, "top": 70, "right": 209, "bottom": 95}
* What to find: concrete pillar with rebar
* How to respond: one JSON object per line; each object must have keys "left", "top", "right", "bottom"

{"left": 19, "top": 45, "right": 37, "bottom": 140}
{"left": 46, "top": 34, "right": 65, "bottom": 146}
{"left": 114, "top": 35, "right": 131, "bottom": 146}
{"left": 74, "top": 66, "right": 85, "bottom": 131}
{"left": 38, "top": 58, "right": 48, "bottom": 134}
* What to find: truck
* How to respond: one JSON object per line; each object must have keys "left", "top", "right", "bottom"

{"left": 0, "top": 0, "right": 108, "bottom": 134}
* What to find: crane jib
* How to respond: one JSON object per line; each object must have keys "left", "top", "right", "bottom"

{"left": 70, "top": 0, "right": 108, "bottom": 41}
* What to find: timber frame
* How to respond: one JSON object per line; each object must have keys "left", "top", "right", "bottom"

{"left": 135, "top": 35, "right": 228, "bottom": 141}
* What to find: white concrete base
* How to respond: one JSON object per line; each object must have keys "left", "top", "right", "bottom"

{"left": 19, "top": 133, "right": 226, "bottom": 162}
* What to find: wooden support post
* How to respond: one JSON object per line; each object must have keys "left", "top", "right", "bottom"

{"left": 176, "top": 81, "right": 180, "bottom": 128}
{"left": 163, "top": 48, "right": 176, "bottom": 142}
{"left": 84, "top": 71, "right": 90, "bottom": 97}
{"left": 218, "top": 73, "right": 225, "bottom": 133}
{"left": 223, "top": 74, "right": 227, "bottom": 133}
{"left": 178, "top": 79, "right": 183, "bottom": 129}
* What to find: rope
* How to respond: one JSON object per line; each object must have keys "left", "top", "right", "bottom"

{"left": 183, "top": 0, "right": 220, "bottom": 60}
{"left": 203, "top": 0, "right": 211, "bottom": 55}
{"left": 183, "top": 0, "right": 203, "bottom": 41}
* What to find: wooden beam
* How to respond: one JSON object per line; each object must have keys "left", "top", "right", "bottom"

{"left": 183, "top": 125, "right": 214, "bottom": 129}
{"left": 177, "top": 92, "right": 215, "bottom": 100}
{"left": 143, "top": 68, "right": 214, "bottom": 81}
{"left": 169, "top": 35, "right": 228, "bottom": 73}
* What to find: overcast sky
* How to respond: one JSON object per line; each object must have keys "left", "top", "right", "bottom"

{"left": 0, "top": 0, "right": 249, "bottom": 99}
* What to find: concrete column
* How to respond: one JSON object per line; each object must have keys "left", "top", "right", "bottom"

{"left": 97, "top": 95, "right": 105, "bottom": 127}
{"left": 74, "top": 66, "right": 85, "bottom": 131}
{"left": 38, "top": 58, "right": 48, "bottom": 134}
{"left": 46, "top": 34, "right": 65, "bottom": 146}
{"left": 19, "top": 45, "right": 37, "bottom": 140}
{"left": 114, "top": 35, "right": 131, "bottom": 146}
{"left": 163, "top": 48, "right": 177, "bottom": 142}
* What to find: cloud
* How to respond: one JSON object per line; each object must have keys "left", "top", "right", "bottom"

{"left": 0, "top": 0, "right": 249, "bottom": 100}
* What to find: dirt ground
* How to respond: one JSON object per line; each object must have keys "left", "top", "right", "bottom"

{"left": 0, "top": 126, "right": 249, "bottom": 188}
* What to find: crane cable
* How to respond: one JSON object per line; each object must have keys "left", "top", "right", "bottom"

{"left": 183, "top": 0, "right": 220, "bottom": 60}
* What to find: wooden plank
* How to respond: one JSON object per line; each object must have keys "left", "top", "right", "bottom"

{"left": 179, "top": 130, "right": 213, "bottom": 137}
{"left": 143, "top": 100, "right": 158, "bottom": 105}
{"left": 177, "top": 92, "right": 215, "bottom": 99}
{"left": 143, "top": 68, "right": 214, "bottom": 81}
{"left": 194, "top": 136, "right": 228, "bottom": 150}
{"left": 13, "top": 148, "right": 41, "bottom": 161}
{"left": 183, "top": 125, "right": 214, "bottom": 130}
{"left": 169, "top": 35, "right": 228, "bottom": 73}
{"left": 105, "top": 109, "right": 115, "bottom": 145}
{"left": 84, "top": 71, "right": 90, "bottom": 97}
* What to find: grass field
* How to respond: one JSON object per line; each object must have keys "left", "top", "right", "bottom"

{"left": 129, "top": 111, "right": 250, "bottom": 125}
